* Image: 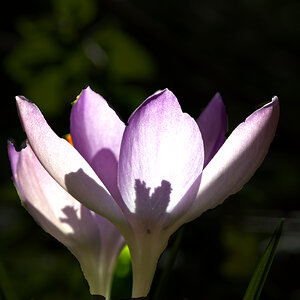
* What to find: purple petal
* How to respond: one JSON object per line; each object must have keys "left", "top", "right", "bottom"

{"left": 15, "top": 95, "right": 125, "bottom": 225}
{"left": 14, "top": 142, "right": 94, "bottom": 244}
{"left": 197, "top": 93, "right": 227, "bottom": 167}
{"left": 183, "top": 97, "right": 279, "bottom": 222}
{"left": 8, "top": 142, "right": 125, "bottom": 296}
{"left": 70, "top": 87, "right": 125, "bottom": 202}
{"left": 7, "top": 141, "right": 23, "bottom": 197}
{"left": 118, "top": 89, "right": 204, "bottom": 221}
{"left": 7, "top": 141, "right": 19, "bottom": 176}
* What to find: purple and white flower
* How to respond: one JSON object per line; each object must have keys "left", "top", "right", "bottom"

{"left": 8, "top": 140, "right": 125, "bottom": 299}
{"left": 14, "top": 87, "right": 279, "bottom": 297}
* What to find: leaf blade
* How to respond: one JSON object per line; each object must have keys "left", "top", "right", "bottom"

{"left": 243, "top": 218, "right": 284, "bottom": 300}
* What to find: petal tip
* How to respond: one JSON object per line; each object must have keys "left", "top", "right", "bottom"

{"left": 82, "top": 85, "right": 93, "bottom": 94}
{"left": 151, "top": 88, "right": 171, "bottom": 98}
{"left": 263, "top": 96, "right": 280, "bottom": 118}
{"left": 211, "top": 92, "right": 225, "bottom": 108}
{"left": 264, "top": 96, "right": 279, "bottom": 108}
{"left": 127, "top": 88, "right": 178, "bottom": 123}
{"left": 76, "top": 86, "right": 103, "bottom": 104}
{"left": 15, "top": 95, "right": 30, "bottom": 103}
{"left": 150, "top": 87, "right": 177, "bottom": 104}
{"left": 15, "top": 95, "right": 37, "bottom": 113}
{"left": 72, "top": 86, "right": 95, "bottom": 106}
{"left": 162, "top": 87, "right": 172, "bottom": 94}
{"left": 251, "top": 96, "right": 279, "bottom": 120}
{"left": 204, "top": 92, "right": 225, "bottom": 110}
{"left": 213, "top": 92, "right": 222, "bottom": 100}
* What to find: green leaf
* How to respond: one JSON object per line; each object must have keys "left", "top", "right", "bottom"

{"left": 243, "top": 218, "right": 284, "bottom": 300}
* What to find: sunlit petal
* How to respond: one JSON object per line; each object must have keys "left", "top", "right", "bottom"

{"left": 118, "top": 89, "right": 204, "bottom": 221}
{"left": 16, "top": 96, "right": 125, "bottom": 225}
{"left": 183, "top": 97, "right": 279, "bottom": 223}
{"left": 70, "top": 87, "right": 125, "bottom": 202}
{"left": 8, "top": 141, "right": 125, "bottom": 297}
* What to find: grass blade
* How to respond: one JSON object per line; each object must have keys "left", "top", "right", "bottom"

{"left": 243, "top": 218, "right": 284, "bottom": 300}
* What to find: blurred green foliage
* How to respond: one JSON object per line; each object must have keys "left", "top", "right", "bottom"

{"left": 221, "top": 225, "right": 260, "bottom": 280}
{"left": 4, "top": 0, "right": 156, "bottom": 118}
{"left": 1, "top": 0, "right": 299, "bottom": 299}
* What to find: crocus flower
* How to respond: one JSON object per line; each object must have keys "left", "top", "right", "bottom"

{"left": 8, "top": 140, "right": 125, "bottom": 299}
{"left": 15, "top": 87, "right": 279, "bottom": 297}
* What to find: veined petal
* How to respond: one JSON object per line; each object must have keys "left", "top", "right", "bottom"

{"left": 118, "top": 89, "right": 204, "bottom": 221}
{"left": 197, "top": 93, "right": 227, "bottom": 167}
{"left": 183, "top": 97, "right": 279, "bottom": 223}
{"left": 15, "top": 96, "right": 125, "bottom": 225}
{"left": 8, "top": 142, "right": 125, "bottom": 297}
{"left": 70, "top": 87, "right": 125, "bottom": 202}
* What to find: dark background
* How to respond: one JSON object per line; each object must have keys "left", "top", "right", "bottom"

{"left": 1, "top": 0, "right": 299, "bottom": 299}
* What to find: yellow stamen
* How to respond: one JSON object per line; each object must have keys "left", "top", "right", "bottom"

{"left": 65, "top": 134, "right": 73, "bottom": 146}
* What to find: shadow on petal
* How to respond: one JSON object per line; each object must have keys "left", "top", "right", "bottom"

{"left": 91, "top": 148, "right": 121, "bottom": 202}
{"left": 64, "top": 169, "right": 127, "bottom": 224}
{"left": 23, "top": 201, "right": 67, "bottom": 245}
{"left": 165, "top": 172, "right": 202, "bottom": 229}
{"left": 60, "top": 205, "right": 99, "bottom": 249}
{"left": 134, "top": 179, "right": 172, "bottom": 233}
